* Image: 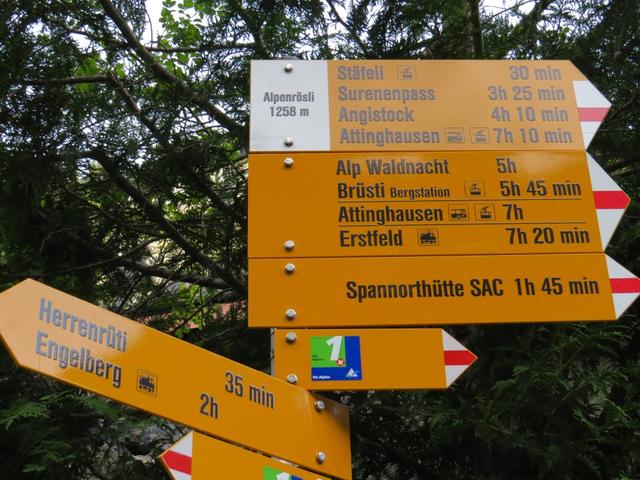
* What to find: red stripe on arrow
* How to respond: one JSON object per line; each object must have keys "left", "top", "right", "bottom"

{"left": 444, "top": 350, "right": 476, "bottom": 366}
{"left": 610, "top": 278, "right": 640, "bottom": 294}
{"left": 578, "top": 107, "right": 609, "bottom": 122}
{"left": 163, "top": 450, "right": 192, "bottom": 475}
{"left": 593, "top": 190, "right": 630, "bottom": 210}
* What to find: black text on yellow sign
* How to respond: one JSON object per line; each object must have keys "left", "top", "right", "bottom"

{"left": 249, "top": 253, "right": 640, "bottom": 328}
{"left": 248, "top": 151, "right": 614, "bottom": 258}
{"left": 250, "top": 60, "right": 610, "bottom": 152}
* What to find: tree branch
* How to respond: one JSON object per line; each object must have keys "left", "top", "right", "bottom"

{"left": 607, "top": 156, "right": 640, "bottom": 175}
{"left": 105, "top": 75, "right": 238, "bottom": 219}
{"left": 227, "top": 0, "right": 270, "bottom": 58}
{"left": 175, "top": 153, "right": 239, "bottom": 219}
{"left": 0, "top": 235, "right": 187, "bottom": 286}
{"left": 90, "top": 149, "right": 246, "bottom": 295}
{"left": 469, "top": 0, "right": 484, "bottom": 58}
{"left": 63, "top": 185, "right": 163, "bottom": 237}
{"left": 16, "top": 76, "right": 111, "bottom": 86}
{"left": 326, "top": 0, "right": 372, "bottom": 57}
{"left": 515, "top": 0, "right": 555, "bottom": 36}
{"left": 97, "top": 0, "right": 241, "bottom": 134}
{"left": 66, "top": 28, "right": 256, "bottom": 52}
{"left": 494, "top": 0, "right": 555, "bottom": 58}
{"left": 106, "top": 71, "right": 171, "bottom": 149}
{"left": 602, "top": 91, "right": 638, "bottom": 122}
{"left": 148, "top": 43, "right": 256, "bottom": 53}
{"left": 168, "top": 290, "right": 230, "bottom": 335}
{"left": 61, "top": 230, "right": 232, "bottom": 291}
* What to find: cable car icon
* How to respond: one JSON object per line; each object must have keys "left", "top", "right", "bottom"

{"left": 479, "top": 206, "right": 493, "bottom": 219}
{"left": 469, "top": 183, "right": 482, "bottom": 195}
{"left": 471, "top": 128, "right": 489, "bottom": 143}
{"left": 465, "top": 181, "right": 484, "bottom": 197}
{"left": 475, "top": 204, "right": 495, "bottom": 221}
{"left": 397, "top": 66, "right": 416, "bottom": 80}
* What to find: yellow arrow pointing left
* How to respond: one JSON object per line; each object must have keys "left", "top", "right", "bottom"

{"left": 0, "top": 279, "right": 351, "bottom": 480}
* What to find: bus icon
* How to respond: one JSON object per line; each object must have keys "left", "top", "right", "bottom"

{"left": 445, "top": 128, "right": 465, "bottom": 143}
{"left": 449, "top": 206, "right": 469, "bottom": 221}
{"left": 465, "top": 181, "right": 485, "bottom": 197}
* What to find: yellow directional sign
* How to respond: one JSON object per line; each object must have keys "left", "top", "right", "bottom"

{"left": 273, "top": 328, "right": 476, "bottom": 390}
{"left": 250, "top": 60, "right": 610, "bottom": 152}
{"left": 161, "top": 432, "right": 331, "bottom": 480}
{"left": 249, "top": 151, "right": 630, "bottom": 258}
{"left": 249, "top": 254, "right": 640, "bottom": 328}
{"left": 0, "top": 280, "right": 352, "bottom": 480}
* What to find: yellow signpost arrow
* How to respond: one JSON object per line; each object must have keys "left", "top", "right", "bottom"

{"left": 249, "top": 253, "right": 640, "bottom": 328}
{"left": 250, "top": 60, "right": 610, "bottom": 152}
{"left": 249, "top": 151, "right": 629, "bottom": 258}
{"left": 272, "top": 328, "right": 476, "bottom": 390}
{"left": 160, "top": 431, "right": 332, "bottom": 480}
{"left": 0, "top": 279, "right": 351, "bottom": 480}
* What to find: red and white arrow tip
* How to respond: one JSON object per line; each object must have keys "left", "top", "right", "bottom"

{"left": 589, "top": 155, "right": 631, "bottom": 249}
{"left": 573, "top": 80, "right": 611, "bottom": 148}
{"left": 442, "top": 331, "right": 477, "bottom": 386}
{"left": 161, "top": 432, "right": 193, "bottom": 480}
{"left": 607, "top": 256, "right": 640, "bottom": 319}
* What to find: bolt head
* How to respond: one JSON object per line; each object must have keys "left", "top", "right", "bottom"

{"left": 284, "top": 263, "right": 296, "bottom": 274}
{"left": 286, "top": 373, "right": 298, "bottom": 384}
{"left": 284, "top": 137, "right": 294, "bottom": 147}
{"left": 284, "top": 63, "right": 294, "bottom": 72}
{"left": 315, "top": 400, "right": 326, "bottom": 412}
{"left": 285, "top": 332, "right": 297, "bottom": 343}
{"left": 283, "top": 157, "right": 294, "bottom": 168}
{"left": 284, "top": 240, "right": 295, "bottom": 251}
{"left": 316, "top": 451, "right": 327, "bottom": 464}
{"left": 285, "top": 308, "right": 297, "bottom": 320}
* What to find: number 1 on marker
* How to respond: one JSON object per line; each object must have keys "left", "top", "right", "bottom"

{"left": 326, "top": 336, "right": 343, "bottom": 361}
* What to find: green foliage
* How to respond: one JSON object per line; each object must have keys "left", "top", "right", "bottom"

{"left": 0, "top": 348, "right": 175, "bottom": 478}
{"left": 0, "top": 0, "right": 639, "bottom": 479}
{"left": 0, "top": 401, "right": 50, "bottom": 430}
